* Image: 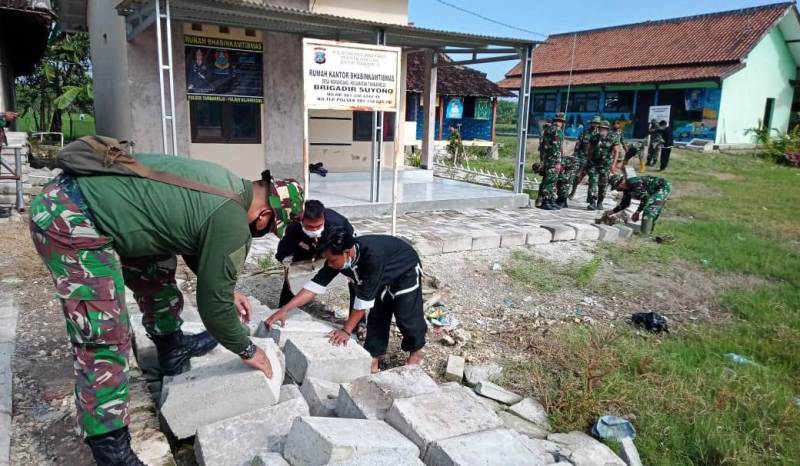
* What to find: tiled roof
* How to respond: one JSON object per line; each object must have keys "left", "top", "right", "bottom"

{"left": 500, "top": 2, "right": 793, "bottom": 88}
{"left": 407, "top": 52, "right": 513, "bottom": 97}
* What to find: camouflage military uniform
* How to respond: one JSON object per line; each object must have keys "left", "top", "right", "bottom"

{"left": 612, "top": 176, "right": 672, "bottom": 222}
{"left": 538, "top": 123, "right": 564, "bottom": 201}
{"left": 563, "top": 126, "right": 594, "bottom": 199}
{"left": 587, "top": 131, "right": 614, "bottom": 204}
{"left": 647, "top": 126, "right": 665, "bottom": 166}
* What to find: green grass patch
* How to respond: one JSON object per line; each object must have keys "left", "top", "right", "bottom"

{"left": 17, "top": 112, "right": 96, "bottom": 141}
{"left": 506, "top": 251, "right": 600, "bottom": 291}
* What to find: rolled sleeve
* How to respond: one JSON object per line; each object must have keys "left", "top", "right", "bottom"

{"left": 304, "top": 265, "right": 339, "bottom": 295}
{"left": 352, "top": 297, "right": 375, "bottom": 311}
{"left": 304, "top": 280, "right": 328, "bottom": 294}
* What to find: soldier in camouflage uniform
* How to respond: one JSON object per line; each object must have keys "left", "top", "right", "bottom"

{"left": 609, "top": 174, "right": 672, "bottom": 236}
{"left": 646, "top": 120, "right": 664, "bottom": 167}
{"left": 585, "top": 120, "right": 617, "bottom": 210}
{"left": 568, "top": 115, "right": 602, "bottom": 201}
{"left": 537, "top": 112, "right": 565, "bottom": 210}
{"left": 29, "top": 145, "right": 303, "bottom": 465}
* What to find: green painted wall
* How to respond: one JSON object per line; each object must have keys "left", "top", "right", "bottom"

{"left": 718, "top": 25, "right": 797, "bottom": 144}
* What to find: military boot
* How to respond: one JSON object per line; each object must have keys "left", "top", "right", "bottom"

{"left": 539, "top": 199, "right": 558, "bottom": 211}
{"left": 596, "top": 195, "right": 605, "bottom": 209}
{"left": 556, "top": 197, "right": 568, "bottom": 209}
{"left": 640, "top": 218, "right": 654, "bottom": 237}
{"left": 151, "top": 330, "right": 218, "bottom": 376}
{"left": 86, "top": 427, "right": 146, "bottom": 466}
{"left": 586, "top": 199, "right": 598, "bottom": 210}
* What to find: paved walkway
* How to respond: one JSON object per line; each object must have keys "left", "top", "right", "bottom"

{"left": 0, "top": 285, "right": 19, "bottom": 466}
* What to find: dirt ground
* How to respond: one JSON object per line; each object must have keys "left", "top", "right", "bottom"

{"left": 2, "top": 217, "right": 755, "bottom": 464}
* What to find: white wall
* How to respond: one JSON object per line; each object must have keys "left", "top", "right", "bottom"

{"left": 717, "top": 26, "right": 797, "bottom": 144}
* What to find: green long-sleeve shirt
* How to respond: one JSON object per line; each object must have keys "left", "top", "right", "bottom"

{"left": 76, "top": 153, "right": 253, "bottom": 353}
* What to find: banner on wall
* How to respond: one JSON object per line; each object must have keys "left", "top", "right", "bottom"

{"left": 302, "top": 38, "right": 401, "bottom": 111}
{"left": 474, "top": 98, "right": 492, "bottom": 120}
{"left": 648, "top": 105, "right": 671, "bottom": 124}
{"left": 684, "top": 89, "right": 705, "bottom": 111}
{"left": 184, "top": 35, "right": 263, "bottom": 103}
{"left": 445, "top": 97, "right": 464, "bottom": 119}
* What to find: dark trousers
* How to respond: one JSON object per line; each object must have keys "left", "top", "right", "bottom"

{"left": 660, "top": 148, "right": 672, "bottom": 170}
{"left": 364, "top": 268, "right": 427, "bottom": 358}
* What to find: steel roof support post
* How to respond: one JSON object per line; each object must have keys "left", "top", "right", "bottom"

{"left": 514, "top": 44, "right": 533, "bottom": 194}
{"left": 370, "top": 29, "right": 387, "bottom": 203}
{"left": 154, "top": 0, "right": 177, "bottom": 154}
{"left": 420, "top": 49, "right": 437, "bottom": 169}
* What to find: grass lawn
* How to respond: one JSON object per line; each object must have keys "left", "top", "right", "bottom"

{"left": 444, "top": 135, "right": 536, "bottom": 181}
{"left": 16, "top": 113, "right": 96, "bottom": 141}
{"left": 504, "top": 149, "right": 800, "bottom": 465}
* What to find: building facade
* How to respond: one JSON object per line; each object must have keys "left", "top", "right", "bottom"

{"left": 500, "top": 2, "right": 800, "bottom": 145}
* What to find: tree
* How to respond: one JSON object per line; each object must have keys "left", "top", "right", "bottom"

{"left": 15, "top": 27, "right": 92, "bottom": 139}
{"left": 496, "top": 98, "right": 519, "bottom": 125}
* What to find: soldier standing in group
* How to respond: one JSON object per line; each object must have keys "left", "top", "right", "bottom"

{"left": 608, "top": 174, "right": 672, "bottom": 236}
{"left": 569, "top": 115, "right": 601, "bottom": 200}
{"left": 646, "top": 120, "right": 664, "bottom": 167}
{"left": 585, "top": 120, "right": 617, "bottom": 210}
{"left": 538, "top": 118, "right": 553, "bottom": 162}
{"left": 610, "top": 119, "right": 627, "bottom": 172}
{"left": 537, "top": 113, "right": 565, "bottom": 210}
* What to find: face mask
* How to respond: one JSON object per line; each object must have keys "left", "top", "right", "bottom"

{"left": 342, "top": 256, "right": 353, "bottom": 270}
{"left": 249, "top": 219, "right": 270, "bottom": 238}
{"left": 302, "top": 225, "right": 323, "bottom": 238}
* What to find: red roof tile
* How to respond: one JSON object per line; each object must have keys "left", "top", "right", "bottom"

{"left": 407, "top": 52, "right": 513, "bottom": 97}
{"left": 500, "top": 2, "right": 793, "bottom": 88}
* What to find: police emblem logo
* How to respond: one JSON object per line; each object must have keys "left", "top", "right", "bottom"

{"left": 314, "top": 47, "right": 326, "bottom": 64}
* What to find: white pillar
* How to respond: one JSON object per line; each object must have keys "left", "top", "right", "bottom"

{"left": 420, "top": 50, "right": 438, "bottom": 169}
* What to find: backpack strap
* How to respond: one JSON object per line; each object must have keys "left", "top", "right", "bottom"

{"left": 79, "top": 136, "right": 245, "bottom": 207}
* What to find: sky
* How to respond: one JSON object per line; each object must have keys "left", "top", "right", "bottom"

{"left": 408, "top": 0, "right": 788, "bottom": 81}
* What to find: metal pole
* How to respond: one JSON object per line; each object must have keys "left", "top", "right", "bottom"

{"left": 563, "top": 33, "right": 577, "bottom": 114}
{"left": 391, "top": 51, "right": 405, "bottom": 235}
{"left": 514, "top": 45, "right": 533, "bottom": 194}
{"left": 154, "top": 0, "right": 169, "bottom": 153}
{"left": 370, "top": 29, "right": 386, "bottom": 203}
{"left": 14, "top": 148, "right": 22, "bottom": 212}
{"left": 164, "top": 0, "right": 178, "bottom": 155}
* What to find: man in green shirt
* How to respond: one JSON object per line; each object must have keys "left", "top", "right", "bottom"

{"left": 29, "top": 143, "right": 303, "bottom": 465}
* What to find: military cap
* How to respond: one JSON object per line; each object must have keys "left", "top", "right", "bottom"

{"left": 598, "top": 120, "right": 611, "bottom": 129}
{"left": 263, "top": 170, "right": 305, "bottom": 238}
{"left": 552, "top": 112, "right": 566, "bottom": 122}
{"left": 590, "top": 115, "right": 603, "bottom": 124}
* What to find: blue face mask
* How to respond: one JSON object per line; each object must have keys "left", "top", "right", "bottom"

{"left": 342, "top": 256, "right": 353, "bottom": 270}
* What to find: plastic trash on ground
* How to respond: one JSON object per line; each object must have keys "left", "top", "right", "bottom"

{"left": 426, "top": 303, "right": 451, "bottom": 327}
{"left": 631, "top": 312, "right": 669, "bottom": 333}
{"left": 592, "top": 415, "right": 637, "bottom": 440}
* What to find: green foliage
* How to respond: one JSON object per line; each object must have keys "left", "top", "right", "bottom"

{"left": 496, "top": 99, "right": 518, "bottom": 125}
{"left": 256, "top": 255, "right": 277, "bottom": 272}
{"left": 506, "top": 251, "right": 600, "bottom": 291}
{"left": 406, "top": 149, "right": 422, "bottom": 168}
{"left": 745, "top": 122, "right": 800, "bottom": 166}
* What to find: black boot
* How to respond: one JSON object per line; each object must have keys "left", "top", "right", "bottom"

{"left": 150, "top": 330, "right": 218, "bottom": 376}
{"left": 86, "top": 427, "right": 145, "bottom": 466}
{"left": 587, "top": 199, "right": 598, "bottom": 210}
{"left": 556, "top": 197, "right": 568, "bottom": 209}
{"left": 596, "top": 195, "right": 605, "bottom": 209}
{"left": 539, "top": 199, "right": 558, "bottom": 210}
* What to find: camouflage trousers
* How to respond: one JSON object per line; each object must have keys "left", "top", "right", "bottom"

{"left": 569, "top": 154, "right": 589, "bottom": 195}
{"left": 29, "top": 175, "right": 185, "bottom": 438}
{"left": 587, "top": 161, "right": 612, "bottom": 201}
{"left": 557, "top": 155, "right": 579, "bottom": 200}
{"left": 538, "top": 157, "right": 561, "bottom": 201}
{"left": 641, "top": 182, "right": 672, "bottom": 222}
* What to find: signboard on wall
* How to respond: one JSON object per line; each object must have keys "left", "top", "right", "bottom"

{"left": 302, "top": 38, "right": 401, "bottom": 111}
{"left": 184, "top": 35, "right": 263, "bottom": 103}
{"left": 445, "top": 97, "right": 464, "bottom": 119}
{"left": 474, "top": 98, "right": 492, "bottom": 120}
{"left": 648, "top": 105, "right": 671, "bottom": 124}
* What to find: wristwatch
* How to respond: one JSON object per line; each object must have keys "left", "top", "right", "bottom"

{"left": 238, "top": 341, "right": 257, "bottom": 360}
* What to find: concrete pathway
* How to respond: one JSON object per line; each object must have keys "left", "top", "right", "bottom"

{"left": 0, "top": 290, "right": 19, "bottom": 466}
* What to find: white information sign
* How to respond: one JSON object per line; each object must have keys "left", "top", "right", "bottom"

{"left": 648, "top": 105, "right": 671, "bottom": 124}
{"left": 302, "top": 38, "right": 401, "bottom": 112}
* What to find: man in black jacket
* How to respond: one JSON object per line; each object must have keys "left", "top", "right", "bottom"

{"left": 267, "top": 227, "right": 426, "bottom": 373}
{"left": 275, "top": 200, "right": 354, "bottom": 307}
{"left": 658, "top": 120, "right": 674, "bottom": 171}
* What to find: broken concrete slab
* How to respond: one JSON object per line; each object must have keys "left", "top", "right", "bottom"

{"left": 625, "top": 222, "right": 641, "bottom": 234}
{"left": 160, "top": 338, "right": 284, "bottom": 439}
{"left": 526, "top": 227, "right": 554, "bottom": 245}
{"left": 445, "top": 355, "right": 465, "bottom": 382}
{"left": 474, "top": 381, "right": 523, "bottom": 405}
{"left": 253, "top": 309, "right": 316, "bottom": 338}
{"left": 264, "top": 319, "right": 336, "bottom": 348}
{"left": 384, "top": 384, "right": 503, "bottom": 455}
{"left": 497, "top": 411, "right": 549, "bottom": 439}
{"left": 336, "top": 365, "right": 440, "bottom": 420}
{"left": 620, "top": 437, "right": 643, "bottom": 466}
{"left": 299, "top": 377, "right": 341, "bottom": 417}
{"left": 282, "top": 417, "right": 419, "bottom": 466}
{"left": 279, "top": 384, "right": 303, "bottom": 403}
{"left": 423, "top": 429, "right": 553, "bottom": 466}
{"left": 547, "top": 431, "right": 626, "bottom": 466}
{"left": 508, "top": 397, "right": 551, "bottom": 431}
{"left": 249, "top": 452, "right": 289, "bottom": 466}
{"left": 519, "top": 437, "right": 571, "bottom": 463}
{"left": 463, "top": 363, "right": 502, "bottom": 387}
{"left": 194, "top": 396, "right": 309, "bottom": 466}
{"left": 327, "top": 455, "right": 424, "bottom": 466}
{"left": 284, "top": 336, "right": 372, "bottom": 384}
{"left": 591, "top": 224, "right": 620, "bottom": 242}
{"left": 541, "top": 223, "right": 576, "bottom": 242}
{"left": 565, "top": 222, "right": 600, "bottom": 241}
{"left": 613, "top": 224, "right": 634, "bottom": 240}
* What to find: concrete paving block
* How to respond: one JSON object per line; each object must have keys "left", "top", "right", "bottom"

{"left": 284, "top": 336, "right": 372, "bottom": 384}
{"left": 250, "top": 452, "right": 290, "bottom": 465}
{"left": 548, "top": 431, "right": 626, "bottom": 466}
{"left": 540, "top": 223, "right": 576, "bottom": 242}
{"left": 327, "top": 454, "right": 424, "bottom": 465}
{"left": 625, "top": 222, "right": 641, "bottom": 234}
{"left": 160, "top": 338, "right": 284, "bottom": 439}
{"left": 517, "top": 437, "right": 567, "bottom": 463}
{"left": 471, "top": 231, "right": 502, "bottom": 250}
{"left": 592, "top": 224, "right": 620, "bottom": 242}
{"left": 498, "top": 411, "right": 549, "bottom": 439}
{"left": 299, "top": 377, "right": 341, "bottom": 417}
{"left": 423, "top": 428, "right": 553, "bottom": 466}
{"left": 565, "top": 222, "right": 600, "bottom": 241}
{"left": 282, "top": 417, "right": 419, "bottom": 466}
{"left": 336, "top": 365, "right": 440, "bottom": 420}
{"left": 253, "top": 309, "right": 317, "bottom": 338}
{"left": 445, "top": 355, "right": 465, "bottom": 382}
{"left": 620, "top": 437, "right": 643, "bottom": 466}
{"left": 499, "top": 230, "right": 527, "bottom": 248}
{"left": 525, "top": 227, "right": 554, "bottom": 245}
{"left": 614, "top": 224, "right": 634, "bottom": 239}
{"left": 195, "top": 396, "right": 309, "bottom": 466}
{"left": 508, "top": 397, "right": 551, "bottom": 431}
{"left": 264, "top": 319, "right": 336, "bottom": 348}
{"left": 463, "top": 363, "right": 503, "bottom": 387}
{"left": 384, "top": 384, "right": 503, "bottom": 455}
{"left": 279, "top": 384, "right": 303, "bottom": 403}
{"left": 414, "top": 236, "right": 444, "bottom": 256}
{"left": 440, "top": 232, "right": 474, "bottom": 253}
{"left": 131, "top": 321, "right": 209, "bottom": 373}
{"left": 474, "top": 381, "right": 523, "bottom": 405}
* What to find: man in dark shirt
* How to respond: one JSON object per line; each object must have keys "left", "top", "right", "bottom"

{"left": 266, "top": 227, "right": 427, "bottom": 373}
{"left": 658, "top": 120, "right": 674, "bottom": 171}
{"left": 275, "top": 200, "right": 354, "bottom": 307}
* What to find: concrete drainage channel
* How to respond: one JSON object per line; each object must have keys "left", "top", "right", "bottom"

{"left": 129, "top": 295, "right": 633, "bottom": 465}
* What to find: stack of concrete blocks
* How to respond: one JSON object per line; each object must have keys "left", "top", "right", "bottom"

{"left": 0, "top": 140, "right": 32, "bottom": 209}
